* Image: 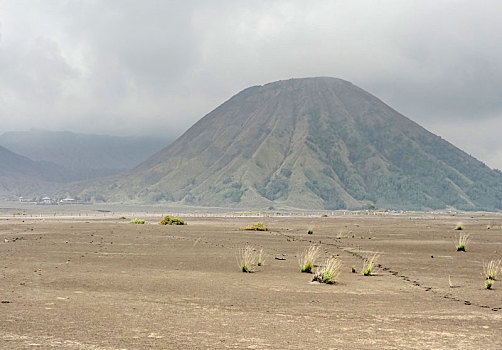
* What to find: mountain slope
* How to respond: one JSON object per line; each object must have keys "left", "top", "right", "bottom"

{"left": 82, "top": 77, "right": 502, "bottom": 210}
{"left": 0, "top": 129, "right": 170, "bottom": 180}
{"left": 0, "top": 145, "right": 67, "bottom": 199}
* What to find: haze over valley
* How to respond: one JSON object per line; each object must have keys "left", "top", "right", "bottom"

{"left": 0, "top": 130, "right": 170, "bottom": 201}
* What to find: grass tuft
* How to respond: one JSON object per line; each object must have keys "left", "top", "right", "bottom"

{"left": 242, "top": 222, "right": 268, "bottom": 231}
{"left": 362, "top": 253, "right": 379, "bottom": 276}
{"left": 455, "top": 225, "right": 463, "bottom": 230}
{"left": 299, "top": 245, "right": 320, "bottom": 273}
{"left": 307, "top": 228, "right": 314, "bottom": 235}
{"left": 455, "top": 233, "right": 469, "bottom": 251}
{"left": 159, "top": 215, "right": 186, "bottom": 225}
{"left": 257, "top": 249, "right": 265, "bottom": 266}
{"left": 130, "top": 218, "right": 145, "bottom": 224}
{"left": 312, "top": 257, "right": 342, "bottom": 284}
{"left": 485, "top": 280, "right": 494, "bottom": 290}
{"left": 238, "top": 246, "right": 257, "bottom": 272}
{"left": 483, "top": 259, "right": 501, "bottom": 280}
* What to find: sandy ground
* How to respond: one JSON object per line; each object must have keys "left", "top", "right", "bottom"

{"left": 1, "top": 210, "right": 502, "bottom": 349}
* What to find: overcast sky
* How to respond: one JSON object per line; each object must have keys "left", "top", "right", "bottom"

{"left": 1, "top": 1, "right": 502, "bottom": 169}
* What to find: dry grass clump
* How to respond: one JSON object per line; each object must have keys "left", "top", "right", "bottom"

{"left": 312, "top": 257, "right": 342, "bottom": 284}
{"left": 483, "top": 259, "right": 501, "bottom": 281}
{"left": 130, "top": 218, "right": 145, "bottom": 224}
{"left": 362, "top": 253, "right": 379, "bottom": 276}
{"left": 238, "top": 246, "right": 257, "bottom": 272}
{"left": 159, "top": 215, "right": 186, "bottom": 225}
{"left": 299, "top": 245, "right": 320, "bottom": 273}
{"left": 455, "top": 233, "right": 469, "bottom": 251}
{"left": 257, "top": 249, "right": 265, "bottom": 266}
{"left": 242, "top": 222, "right": 268, "bottom": 231}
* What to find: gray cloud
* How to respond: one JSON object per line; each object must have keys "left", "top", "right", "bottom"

{"left": 1, "top": 1, "right": 502, "bottom": 168}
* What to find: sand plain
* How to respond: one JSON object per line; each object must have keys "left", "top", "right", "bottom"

{"left": 1, "top": 209, "right": 501, "bottom": 349}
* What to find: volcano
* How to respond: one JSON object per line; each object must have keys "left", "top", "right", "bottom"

{"left": 83, "top": 77, "right": 502, "bottom": 210}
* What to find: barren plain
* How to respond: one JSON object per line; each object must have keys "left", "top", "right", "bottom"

{"left": 1, "top": 209, "right": 501, "bottom": 349}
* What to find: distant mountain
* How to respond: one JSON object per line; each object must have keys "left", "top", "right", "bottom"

{"left": 0, "top": 129, "right": 170, "bottom": 180}
{"left": 0, "top": 145, "right": 66, "bottom": 199}
{"left": 82, "top": 77, "right": 502, "bottom": 210}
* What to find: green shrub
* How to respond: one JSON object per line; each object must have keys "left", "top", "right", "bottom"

{"left": 307, "top": 228, "right": 314, "bottom": 235}
{"left": 455, "top": 225, "right": 463, "bottom": 230}
{"left": 159, "top": 215, "right": 186, "bottom": 225}
{"left": 242, "top": 222, "right": 268, "bottom": 231}
{"left": 130, "top": 218, "right": 145, "bottom": 224}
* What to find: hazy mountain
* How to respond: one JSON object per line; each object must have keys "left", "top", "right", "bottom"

{"left": 80, "top": 77, "right": 502, "bottom": 210}
{"left": 0, "top": 145, "right": 66, "bottom": 199}
{"left": 0, "top": 129, "right": 170, "bottom": 180}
